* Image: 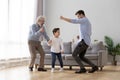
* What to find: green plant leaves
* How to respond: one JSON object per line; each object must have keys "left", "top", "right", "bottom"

{"left": 104, "top": 36, "right": 120, "bottom": 56}
{"left": 104, "top": 36, "right": 114, "bottom": 47}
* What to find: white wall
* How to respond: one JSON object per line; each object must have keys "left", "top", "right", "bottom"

{"left": 44, "top": 0, "right": 120, "bottom": 43}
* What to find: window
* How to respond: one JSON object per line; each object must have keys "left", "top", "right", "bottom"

{"left": 0, "top": 0, "right": 36, "bottom": 59}
{"left": 0, "top": 0, "right": 8, "bottom": 59}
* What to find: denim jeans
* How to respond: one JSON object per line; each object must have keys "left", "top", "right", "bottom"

{"left": 51, "top": 52, "right": 63, "bottom": 68}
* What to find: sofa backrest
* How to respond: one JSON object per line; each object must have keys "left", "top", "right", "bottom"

{"left": 41, "top": 41, "right": 51, "bottom": 54}
{"left": 71, "top": 42, "right": 77, "bottom": 53}
{"left": 86, "top": 41, "right": 106, "bottom": 54}
{"left": 63, "top": 42, "right": 72, "bottom": 54}
{"left": 42, "top": 41, "right": 106, "bottom": 54}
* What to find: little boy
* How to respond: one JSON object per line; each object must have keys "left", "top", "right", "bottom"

{"left": 48, "top": 28, "right": 64, "bottom": 72}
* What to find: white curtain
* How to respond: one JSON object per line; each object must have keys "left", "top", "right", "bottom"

{"left": 0, "top": 0, "right": 36, "bottom": 59}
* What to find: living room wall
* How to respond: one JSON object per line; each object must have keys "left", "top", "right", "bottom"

{"left": 43, "top": 0, "right": 120, "bottom": 62}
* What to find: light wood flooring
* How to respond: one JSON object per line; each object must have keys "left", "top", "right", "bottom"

{"left": 0, "top": 65, "right": 120, "bottom": 80}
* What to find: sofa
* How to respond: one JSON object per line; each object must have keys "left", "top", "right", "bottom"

{"left": 41, "top": 41, "right": 108, "bottom": 71}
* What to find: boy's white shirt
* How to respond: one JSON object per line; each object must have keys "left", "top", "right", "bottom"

{"left": 48, "top": 37, "right": 64, "bottom": 53}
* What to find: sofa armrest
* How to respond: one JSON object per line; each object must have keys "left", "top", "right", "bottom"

{"left": 97, "top": 50, "right": 108, "bottom": 66}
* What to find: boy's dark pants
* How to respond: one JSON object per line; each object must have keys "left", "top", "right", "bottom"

{"left": 51, "top": 52, "right": 63, "bottom": 68}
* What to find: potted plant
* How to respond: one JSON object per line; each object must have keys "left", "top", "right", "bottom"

{"left": 104, "top": 36, "right": 120, "bottom": 65}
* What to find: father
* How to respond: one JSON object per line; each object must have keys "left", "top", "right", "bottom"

{"left": 60, "top": 10, "right": 98, "bottom": 73}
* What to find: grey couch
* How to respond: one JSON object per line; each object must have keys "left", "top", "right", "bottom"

{"left": 42, "top": 41, "right": 108, "bottom": 70}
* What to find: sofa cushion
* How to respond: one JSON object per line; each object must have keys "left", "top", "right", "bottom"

{"left": 63, "top": 42, "right": 72, "bottom": 54}
{"left": 45, "top": 54, "right": 51, "bottom": 59}
{"left": 45, "top": 54, "right": 65, "bottom": 59}
{"left": 65, "top": 54, "right": 98, "bottom": 60}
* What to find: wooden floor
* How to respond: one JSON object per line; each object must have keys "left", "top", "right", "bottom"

{"left": 0, "top": 65, "right": 120, "bottom": 80}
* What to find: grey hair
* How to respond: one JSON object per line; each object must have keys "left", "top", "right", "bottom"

{"left": 36, "top": 16, "right": 45, "bottom": 23}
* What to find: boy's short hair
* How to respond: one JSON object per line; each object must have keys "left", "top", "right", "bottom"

{"left": 52, "top": 28, "right": 60, "bottom": 34}
{"left": 75, "top": 10, "right": 85, "bottom": 16}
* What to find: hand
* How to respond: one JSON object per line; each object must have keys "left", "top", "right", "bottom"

{"left": 60, "top": 16, "right": 64, "bottom": 20}
{"left": 40, "top": 27, "right": 44, "bottom": 32}
{"left": 48, "top": 40, "right": 52, "bottom": 44}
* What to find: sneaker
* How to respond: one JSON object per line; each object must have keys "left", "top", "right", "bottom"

{"left": 38, "top": 68, "right": 47, "bottom": 72}
{"left": 51, "top": 68, "right": 54, "bottom": 72}
{"left": 88, "top": 66, "right": 98, "bottom": 73}
{"left": 75, "top": 68, "right": 87, "bottom": 74}
{"left": 59, "top": 68, "right": 63, "bottom": 72}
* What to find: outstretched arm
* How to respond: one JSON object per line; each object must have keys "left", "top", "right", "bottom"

{"left": 60, "top": 16, "right": 72, "bottom": 23}
{"left": 60, "top": 16, "right": 85, "bottom": 24}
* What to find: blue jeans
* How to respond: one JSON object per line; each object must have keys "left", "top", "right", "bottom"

{"left": 51, "top": 52, "right": 63, "bottom": 68}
